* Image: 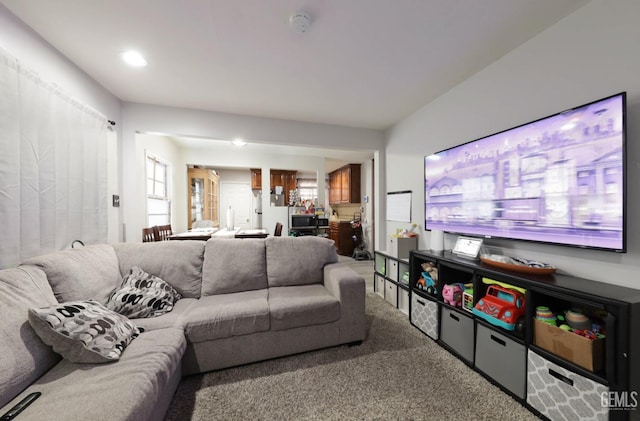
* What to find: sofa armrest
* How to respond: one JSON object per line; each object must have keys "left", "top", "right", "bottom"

{"left": 323, "top": 263, "right": 366, "bottom": 343}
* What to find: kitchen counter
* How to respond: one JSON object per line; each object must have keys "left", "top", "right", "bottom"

{"left": 329, "top": 221, "right": 357, "bottom": 256}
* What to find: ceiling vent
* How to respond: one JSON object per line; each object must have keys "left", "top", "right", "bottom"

{"left": 290, "top": 12, "right": 311, "bottom": 34}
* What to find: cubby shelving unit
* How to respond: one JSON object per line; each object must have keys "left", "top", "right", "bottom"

{"left": 374, "top": 251, "right": 410, "bottom": 315}
{"left": 409, "top": 249, "right": 640, "bottom": 421}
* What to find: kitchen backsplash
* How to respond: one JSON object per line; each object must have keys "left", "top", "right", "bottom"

{"left": 331, "top": 204, "right": 362, "bottom": 221}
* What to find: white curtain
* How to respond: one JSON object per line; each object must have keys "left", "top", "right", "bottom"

{"left": 0, "top": 47, "right": 109, "bottom": 269}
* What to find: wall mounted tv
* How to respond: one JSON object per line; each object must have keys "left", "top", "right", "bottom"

{"left": 424, "top": 92, "right": 626, "bottom": 252}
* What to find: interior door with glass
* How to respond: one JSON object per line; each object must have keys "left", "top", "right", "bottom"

{"left": 189, "top": 173, "right": 205, "bottom": 229}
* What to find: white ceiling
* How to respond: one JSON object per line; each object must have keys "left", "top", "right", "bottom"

{"left": 2, "top": 0, "right": 589, "bottom": 132}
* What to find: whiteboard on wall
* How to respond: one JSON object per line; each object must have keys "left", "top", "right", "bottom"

{"left": 386, "top": 190, "right": 412, "bottom": 222}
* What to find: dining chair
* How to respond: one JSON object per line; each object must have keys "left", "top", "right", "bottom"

{"left": 142, "top": 226, "right": 158, "bottom": 242}
{"left": 156, "top": 224, "right": 173, "bottom": 241}
{"left": 192, "top": 219, "right": 214, "bottom": 229}
{"left": 274, "top": 222, "right": 283, "bottom": 236}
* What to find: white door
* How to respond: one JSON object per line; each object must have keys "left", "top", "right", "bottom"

{"left": 252, "top": 191, "right": 262, "bottom": 229}
{"left": 220, "top": 182, "right": 253, "bottom": 229}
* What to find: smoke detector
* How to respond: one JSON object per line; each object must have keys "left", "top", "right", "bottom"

{"left": 290, "top": 12, "right": 311, "bottom": 33}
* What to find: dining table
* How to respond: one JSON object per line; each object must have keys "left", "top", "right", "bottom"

{"left": 234, "top": 228, "right": 269, "bottom": 239}
{"left": 168, "top": 228, "right": 218, "bottom": 241}
{"left": 169, "top": 227, "right": 270, "bottom": 240}
{"left": 211, "top": 228, "right": 270, "bottom": 239}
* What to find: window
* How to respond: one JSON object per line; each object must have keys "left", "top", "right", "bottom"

{"left": 297, "top": 178, "right": 317, "bottom": 202}
{"left": 146, "top": 155, "right": 171, "bottom": 226}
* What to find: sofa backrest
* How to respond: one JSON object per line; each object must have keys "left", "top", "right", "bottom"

{"left": 21, "top": 244, "right": 121, "bottom": 304}
{"left": 0, "top": 266, "right": 61, "bottom": 408}
{"left": 265, "top": 236, "right": 338, "bottom": 287}
{"left": 201, "top": 238, "right": 267, "bottom": 295}
{"left": 112, "top": 241, "right": 205, "bottom": 299}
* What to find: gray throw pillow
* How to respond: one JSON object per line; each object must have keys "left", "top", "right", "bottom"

{"left": 28, "top": 300, "right": 141, "bottom": 364}
{"left": 106, "top": 266, "right": 182, "bottom": 318}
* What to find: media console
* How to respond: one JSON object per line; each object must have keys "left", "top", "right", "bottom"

{"left": 374, "top": 251, "right": 410, "bottom": 315}
{"left": 409, "top": 249, "right": 640, "bottom": 421}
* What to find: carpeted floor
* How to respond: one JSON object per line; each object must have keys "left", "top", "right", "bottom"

{"left": 165, "top": 258, "right": 538, "bottom": 420}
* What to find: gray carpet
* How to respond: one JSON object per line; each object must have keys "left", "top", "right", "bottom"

{"left": 165, "top": 259, "right": 538, "bottom": 420}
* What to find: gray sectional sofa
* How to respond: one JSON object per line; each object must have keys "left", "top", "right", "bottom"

{"left": 0, "top": 236, "right": 366, "bottom": 421}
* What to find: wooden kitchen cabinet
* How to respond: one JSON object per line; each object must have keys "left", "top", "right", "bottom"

{"left": 249, "top": 169, "right": 297, "bottom": 205}
{"left": 329, "top": 221, "right": 356, "bottom": 256}
{"left": 329, "top": 171, "right": 341, "bottom": 204}
{"left": 188, "top": 168, "right": 219, "bottom": 230}
{"left": 269, "top": 170, "right": 283, "bottom": 191}
{"left": 284, "top": 171, "right": 297, "bottom": 203}
{"left": 250, "top": 168, "right": 262, "bottom": 190}
{"left": 328, "top": 164, "right": 361, "bottom": 205}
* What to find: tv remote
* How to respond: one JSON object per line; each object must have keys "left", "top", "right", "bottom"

{"left": 0, "top": 392, "right": 41, "bottom": 420}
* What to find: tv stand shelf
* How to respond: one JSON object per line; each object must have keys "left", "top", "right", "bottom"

{"left": 409, "top": 249, "right": 640, "bottom": 421}
{"left": 374, "top": 251, "right": 410, "bottom": 315}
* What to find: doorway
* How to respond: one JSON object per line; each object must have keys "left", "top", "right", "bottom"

{"left": 220, "top": 182, "right": 253, "bottom": 229}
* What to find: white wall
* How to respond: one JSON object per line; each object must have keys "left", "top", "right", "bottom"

{"left": 385, "top": 0, "right": 640, "bottom": 288}
{"left": 0, "top": 5, "right": 121, "bottom": 120}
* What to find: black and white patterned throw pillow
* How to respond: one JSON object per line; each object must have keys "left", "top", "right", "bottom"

{"left": 28, "top": 300, "right": 141, "bottom": 363}
{"left": 106, "top": 266, "right": 182, "bottom": 318}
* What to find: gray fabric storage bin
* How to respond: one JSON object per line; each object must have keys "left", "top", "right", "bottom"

{"left": 440, "top": 306, "right": 474, "bottom": 363}
{"left": 475, "top": 323, "right": 526, "bottom": 399}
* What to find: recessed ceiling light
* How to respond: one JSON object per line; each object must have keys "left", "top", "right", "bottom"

{"left": 121, "top": 50, "right": 147, "bottom": 67}
{"left": 232, "top": 138, "right": 247, "bottom": 146}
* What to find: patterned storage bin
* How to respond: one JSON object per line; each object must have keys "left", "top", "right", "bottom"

{"left": 527, "top": 350, "right": 608, "bottom": 421}
{"left": 411, "top": 293, "right": 438, "bottom": 340}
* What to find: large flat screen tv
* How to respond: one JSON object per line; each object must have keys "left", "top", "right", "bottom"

{"left": 424, "top": 92, "right": 626, "bottom": 252}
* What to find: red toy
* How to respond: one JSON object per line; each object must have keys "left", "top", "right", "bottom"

{"left": 472, "top": 285, "right": 526, "bottom": 331}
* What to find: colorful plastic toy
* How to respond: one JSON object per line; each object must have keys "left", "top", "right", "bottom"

{"left": 565, "top": 308, "right": 591, "bottom": 331}
{"left": 442, "top": 283, "right": 465, "bottom": 307}
{"left": 472, "top": 285, "right": 526, "bottom": 331}
{"left": 417, "top": 272, "right": 438, "bottom": 296}
{"left": 535, "top": 306, "right": 557, "bottom": 325}
{"left": 421, "top": 262, "right": 438, "bottom": 282}
{"left": 462, "top": 288, "right": 474, "bottom": 312}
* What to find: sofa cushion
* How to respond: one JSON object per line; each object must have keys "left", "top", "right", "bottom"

{"left": 131, "top": 297, "right": 198, "bottom": 332}
{"left": 112, "top": 241, "right": 205, "bottom": 298}
{"left": 22, "top": 244, "right": 121, "bottom": 304}
{"left": 28, "top": 300, "right": 141, "bottom": 363}
{"left": 268, "top": 285, "right": 341, "bottom": 331}
{"left": 266, "top": 236, "right": 338, "bottom": 287}
{"left": 106, "top": 266, "right": 182, "bottom": 318}
{"left": 0, "top": 327, "right": 186, "bottom": 421}
{"left": 0, "top": 266, "right": 61, "bottom": 409}
{"left": 201, "top": 238, "right": 267, "bottom": 295}
{"left": 183, "top": 289, "right": 270, "bottom": 343}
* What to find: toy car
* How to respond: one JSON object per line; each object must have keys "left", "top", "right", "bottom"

{"left": 472, "top": 285, "right": 525, "bottom": 331}
{"left": 416, "top": 271, "right": 437, "bottom": 296}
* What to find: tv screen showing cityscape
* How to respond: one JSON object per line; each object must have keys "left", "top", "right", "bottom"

{"left": 424, "top": 92, "right": 626, "bottom": 252}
